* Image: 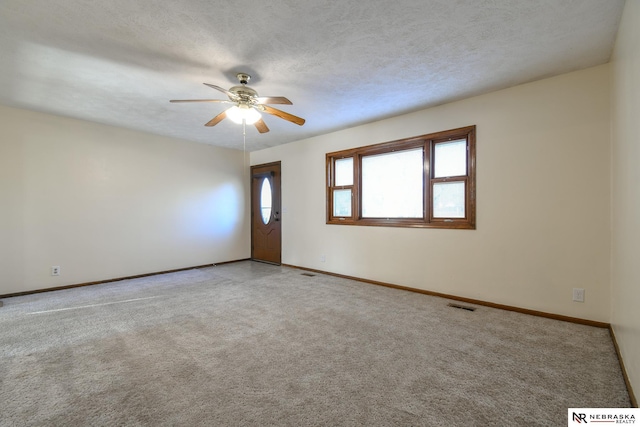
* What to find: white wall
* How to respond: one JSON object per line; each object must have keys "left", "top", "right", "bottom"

{"left": 0, "top": 106, "right": 250, "bottom": 295}
{"left": 611, "top": 0, "right": 640, "bottom": 403}
{"left": 252, "top": 65, "right": 612, "bottom": 323}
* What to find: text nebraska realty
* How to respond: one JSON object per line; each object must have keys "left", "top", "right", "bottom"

{"left": 574, "top": 412, "right": 636, "bottom": 423}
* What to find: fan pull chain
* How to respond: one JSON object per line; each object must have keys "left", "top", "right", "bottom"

{"left": 242, "top": 119, "right": 247, "bottom": 167}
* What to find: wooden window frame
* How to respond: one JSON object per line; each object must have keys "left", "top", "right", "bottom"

{"left": 326, "top": 125, "right": 476, "bottom": 229}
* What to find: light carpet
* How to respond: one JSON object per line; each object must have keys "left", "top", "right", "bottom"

{"left": 0, "top": 261, "right": 630, "bottom": 426}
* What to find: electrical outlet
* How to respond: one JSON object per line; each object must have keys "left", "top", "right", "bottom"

{"left": 572, "top": 288, "right": 585, "bottom": 302}
{"left": 320, "top": 254, "right": 326, "bottom": 263}
{"left": 51, "top": 266, "right": 60, "bottom": 276}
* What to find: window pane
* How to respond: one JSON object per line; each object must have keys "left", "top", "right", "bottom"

{"left": 433, "top": 181, "right": 465, "bottom": 218}
{"left": 362, "top": 148, "right": 423, "bottom": 218}
{"left": 335, "top": 157, "right": 353, "bottom": 186}
{"left": 260, "top": 178, "right": 272, "bottom": 224}
{"left": 434, "top": 139, "right": 467, "bottom": 178}
{"left": 333, "top": 189, "right": 352, "bottom": 217}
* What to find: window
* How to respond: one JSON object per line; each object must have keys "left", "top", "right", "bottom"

{"left": 326, "top": 125, "right": 476, "bottom": 229}
{"left": 260, "top": 177, "right": 273, "bottom": 224}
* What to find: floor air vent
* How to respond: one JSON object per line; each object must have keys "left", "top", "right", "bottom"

{"left": 301, "top": 273, "right": 316, "bottom": 277}
{"left": 447, "top": 303, "right": 476, "bottom": 312}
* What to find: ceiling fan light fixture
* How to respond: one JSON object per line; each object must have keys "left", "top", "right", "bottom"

{"left": 227, "top": 104, "right": 261, "bottom": 125}
{"left": 171, "top": 73, "right": 304, "bottom": 133}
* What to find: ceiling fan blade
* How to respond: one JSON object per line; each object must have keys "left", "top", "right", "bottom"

{"left": 203, "top": 83, "right": 236, "bottom": 99}
{"left": 261, "top": 105, "right": 305, "bottom": 126}
{"left": 170, "top": 99, "right": 231, "bottom": 103}
{"left": 255, "top": 96, "right": 292, "bottom": 105}
{"left": 205, "top": 110, "right": 228, "bottom": 127}
{"left": 254, "top": 118, "right": 269, "bottom": 133}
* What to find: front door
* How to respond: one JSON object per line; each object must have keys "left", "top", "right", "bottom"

{"left": 251, "top": 162, "right": 281, "bottom": 264}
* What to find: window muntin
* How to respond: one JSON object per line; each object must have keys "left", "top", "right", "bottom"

{"left": 326, "top": 125, "right": 475, "bottom": 229}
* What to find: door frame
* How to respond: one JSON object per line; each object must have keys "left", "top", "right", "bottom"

{"left": 250, "top": 161, "right": 282, "bottom": 264}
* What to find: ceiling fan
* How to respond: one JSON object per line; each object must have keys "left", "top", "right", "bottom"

{"left": 170, "top": 73, "right": 305, "bottom": 133}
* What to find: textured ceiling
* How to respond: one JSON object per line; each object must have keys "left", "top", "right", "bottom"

{"left": 0, "top": 0, "right": 625, "bottom": 151}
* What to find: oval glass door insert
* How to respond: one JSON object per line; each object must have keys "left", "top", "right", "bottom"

{"left": 260, "top": 177, "right": 272, "bottom": 224}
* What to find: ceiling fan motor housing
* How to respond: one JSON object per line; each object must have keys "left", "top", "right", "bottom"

{"left": 229, "top": 85, "right": 258, "bottom": 102}
{"left": 231, "top": 73, "right": 257, "bottom": 104}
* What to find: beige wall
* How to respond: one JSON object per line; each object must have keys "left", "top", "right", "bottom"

{"left": 252, "top": 65, "right": 612, "bottom": 323}
{"left": 0, "top": 106, "right": 250, "bottom": 295}
{"left": 611, "top": 0, "right": 640, "bottom": 402}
